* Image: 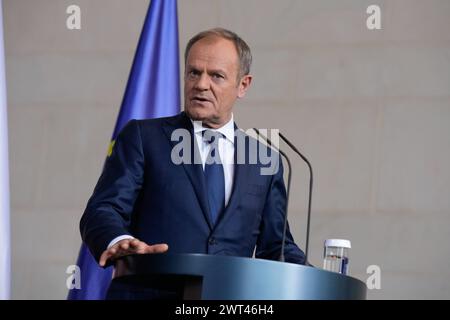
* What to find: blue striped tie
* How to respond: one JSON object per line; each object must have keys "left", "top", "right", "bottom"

{"left": 203, "top": 130, "right": 225, "bottom": 225}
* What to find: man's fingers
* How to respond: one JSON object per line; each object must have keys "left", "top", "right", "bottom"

{"left": 99, "top": 243, "right": 128, "bottom": 266}
{"left": 130, "top": 239, "right": 141, "bottom": 247}
{"left": 122, "top": 239, "right": 168, "bottom": 254}
{"left": 155, "top": 243, "right": 169, "bottom": 252}
{"left": 145, "top": 243, "right": 169, "bottom": 254}
{"left": 99, "top": 250, "right": 112, "bottom": 267}
{"left": 99, "top": 241, "right": 168, "bottom": 266}
{"left": 119, "top": 241, "right": 130, "bottom": 251}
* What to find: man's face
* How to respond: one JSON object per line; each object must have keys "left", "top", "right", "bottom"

{"left": 184, "top": 36, "right": 252, "bottom": 128}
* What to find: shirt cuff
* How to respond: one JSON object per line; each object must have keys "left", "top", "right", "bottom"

{"left": 107, "top": 235, "right": 135, "bottom": 249}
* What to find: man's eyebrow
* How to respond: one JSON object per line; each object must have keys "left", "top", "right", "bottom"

{"left": 208, "top": 69, "right": 226, "bottom": 75}
{"left": 186, "top": 65, "right": 227, "bottom": 75}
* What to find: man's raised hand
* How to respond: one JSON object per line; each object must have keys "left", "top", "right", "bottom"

{"left": 99, "top": 238, "right": 169, "bottom": 267}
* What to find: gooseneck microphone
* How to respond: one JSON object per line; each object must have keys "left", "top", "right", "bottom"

{"left": 253, "top": 128, "right": 292, "bottom": 262}
{"left": 253, "top": 129, "right": 313, "bottom": 264}
{"left": 278, "top": 132, "right": 313, "bottom": 263}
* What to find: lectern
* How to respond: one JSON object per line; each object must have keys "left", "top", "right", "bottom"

{"left": 113, "top": 253, "right": 366, "bottom": 300}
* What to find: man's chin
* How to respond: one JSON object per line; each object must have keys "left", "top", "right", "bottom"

{"left": 185, "top": 107, "right": 227, "bottom": 128}
{"left": 185, "top": 108, "right": 209, "bottom": 121}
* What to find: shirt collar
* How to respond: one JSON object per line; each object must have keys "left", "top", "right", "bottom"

{"left": 190, "top": 114, "right": 235, "bottom": 144}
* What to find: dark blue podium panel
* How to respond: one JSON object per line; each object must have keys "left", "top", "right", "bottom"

{"left": 114, "top": 253, "right": 366, "bottom": 300}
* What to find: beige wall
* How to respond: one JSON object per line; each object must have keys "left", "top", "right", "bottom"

{"left": 4, "top": 0, "right": 450, "bottom": 299}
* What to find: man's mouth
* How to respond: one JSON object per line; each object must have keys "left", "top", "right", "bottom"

{"left": 192, "top": 96, "right": 211, "bottom": 103}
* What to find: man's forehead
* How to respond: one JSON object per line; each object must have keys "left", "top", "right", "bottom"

{"left": 192, "top": 34, "right": 234, "bottom": 48}
{"left": 187, "top": 37, "right": 238, "bottom": 62}
{"left": 186, "top": 55, "right": 231, "bottom": 69}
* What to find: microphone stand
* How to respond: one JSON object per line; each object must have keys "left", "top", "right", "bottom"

{"left": 253, "top": 128, "right": 291, "bottom": 262}
{"left": 279, "top": 132, "right": 313, "bottom": 263}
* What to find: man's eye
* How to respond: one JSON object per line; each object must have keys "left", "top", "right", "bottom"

{"left": 188, "top": 70, "right": 200, "bottom": 76}
{"left": 213, "top": 74, "right": 224, "bottom": 79}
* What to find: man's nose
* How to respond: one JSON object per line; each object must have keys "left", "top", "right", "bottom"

{"left": 194, "top": 73, "right": 210, "bottom": 90}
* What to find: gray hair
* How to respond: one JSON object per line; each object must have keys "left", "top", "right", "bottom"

{"left": 184, "top": 28, "right": 252, "bottom": 79}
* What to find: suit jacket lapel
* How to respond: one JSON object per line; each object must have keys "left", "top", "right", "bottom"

{"left": 162, "top": 112, "right": 214, "bottom": 230}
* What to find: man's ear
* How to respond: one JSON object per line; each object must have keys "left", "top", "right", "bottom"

{"left": 237, "top": 75, "right": 253, "bottom": 98}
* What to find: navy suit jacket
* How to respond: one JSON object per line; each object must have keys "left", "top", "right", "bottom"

{"left": 80, "top": 112, "right": 306, "bottom": 266}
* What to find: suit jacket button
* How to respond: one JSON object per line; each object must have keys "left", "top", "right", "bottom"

{"left": 208, "top": 238, "right": 217, "bottom": 245}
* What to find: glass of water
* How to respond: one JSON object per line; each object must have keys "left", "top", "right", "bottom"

{"left": 323, "top": 239, "right": 351, "bottom": 275}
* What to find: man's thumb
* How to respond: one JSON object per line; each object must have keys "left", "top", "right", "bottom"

{"left": 151, "top": 243, "right": 169, "bottom": 253}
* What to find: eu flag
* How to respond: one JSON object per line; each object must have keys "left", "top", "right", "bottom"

{"left": 68, "top": 0, "right": 180, "bottom": 300}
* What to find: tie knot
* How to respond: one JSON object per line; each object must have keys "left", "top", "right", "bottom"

{"left": 202, "top": 130, "right": 224, "bottom": 145}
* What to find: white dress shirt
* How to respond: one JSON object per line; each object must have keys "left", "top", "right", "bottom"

{"left": 107, "top": 114, "right": 236, "bottom": 249}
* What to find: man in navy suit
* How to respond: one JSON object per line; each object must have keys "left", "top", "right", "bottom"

{"left": 80, "top": 28, "right": 306, "bottom": 299}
